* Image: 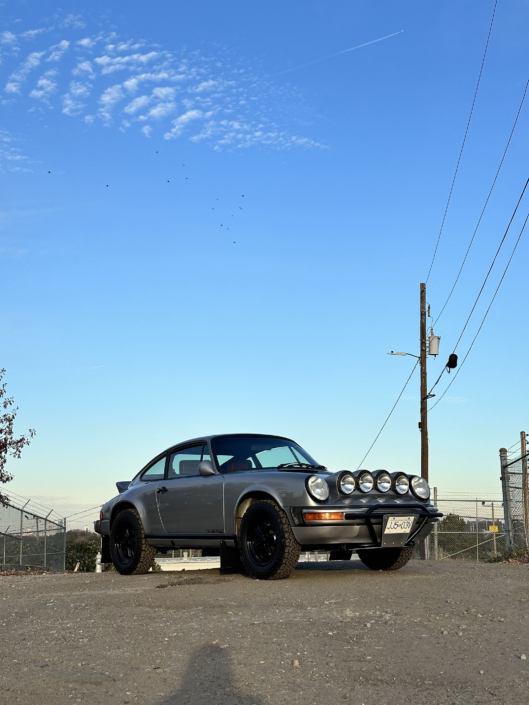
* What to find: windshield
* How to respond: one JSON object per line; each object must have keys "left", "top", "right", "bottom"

{"left": 211, "top": 435, "right": 320, "bottom": 473}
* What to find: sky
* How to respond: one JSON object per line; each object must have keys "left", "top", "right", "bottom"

{"left": 1, "top": 0, "right": 528, "bottom": 528}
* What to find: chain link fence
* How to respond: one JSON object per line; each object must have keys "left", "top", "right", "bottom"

{"left": 0, "top": 493, "right": 65, "bottom": 571}
{"left": 501, "top": 449, "right": 529, "bottom": 552}
{"left": 416, "top": 496, "right": 507, "bottom": 561}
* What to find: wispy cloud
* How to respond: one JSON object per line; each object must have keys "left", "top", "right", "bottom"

{"left": 1, "top": 21, "right": 324, "bottom": 151}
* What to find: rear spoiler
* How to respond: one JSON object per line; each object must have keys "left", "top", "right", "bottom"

{"left": 116, "top": 481, "right": 131, "bottom": 494}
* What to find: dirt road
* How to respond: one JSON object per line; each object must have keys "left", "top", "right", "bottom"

{"left": 0, "top": 560, "right": 528, "bottom": 705}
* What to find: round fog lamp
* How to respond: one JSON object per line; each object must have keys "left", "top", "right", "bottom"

{"left": 358, "top": 472, "right": 374, "bottom": 493}
{"left": 376, "top": 472, "right": 391, "bottom": 492}
{"left": 307, "top": 475, "right": 330, "bottom": 502}
{"left": 411, "top": 476, "right": 430, "bottom": 500}
{"left": 395, "top": 474, "right": 410, "bottom": 495}
{"left": 339, "top": 473, "right": 355, "bottom": 495}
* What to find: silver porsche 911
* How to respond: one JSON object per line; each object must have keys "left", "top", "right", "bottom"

{"left": 94, "top": 433, "right": 441, "bottom": 580}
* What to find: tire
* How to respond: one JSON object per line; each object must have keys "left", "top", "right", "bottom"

{"left": 357, "top": 545, "right": 413, "bottom": 571}
{"left": 238, "top": 500, "right": 301, "bottom": 580}
{"left": 110, "top": 508, "right": 157, "bottom": 575}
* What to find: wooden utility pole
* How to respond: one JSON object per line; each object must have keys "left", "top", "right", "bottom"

{"left": 420, "top": 283, "right": 428, "bottom": 482}
{"left": 521, "top": 430, "right": 528, "bottom": 533}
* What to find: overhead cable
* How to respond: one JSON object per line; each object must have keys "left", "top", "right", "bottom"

{"left": 434, "top": 78, "right": 529, "bottom": 326}
{"left": 426, "top": 0, "right": 498, "bottom": 284}
{"left": 450, "top": 179, "right": 529, "bottom": 353}
{"left": 430, "top": 211, "right": 529, "bottom": 410}
{"left": 356, "top": 361, "right": 419, "bottom": 469}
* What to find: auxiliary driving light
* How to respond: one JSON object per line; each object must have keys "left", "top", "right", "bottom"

{"left": 338, "top": 472, "right": 355, "bottom": 495}
{"left": 394, "top": 474, "right": 410, "bottom": 495}
{"left": 357, "top": 472, "right": 374, "bottom": 493}
{"left": 376, "top": 472, "right": 392, "bottom": 492}
{"left": 411, "top": 476, "right": 430, "bottom": 500}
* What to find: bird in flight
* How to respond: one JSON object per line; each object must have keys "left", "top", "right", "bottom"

{"left": 106, "top": 184, "right": 109, "bottom": 187}
{"left": 48, "top": 170, "right": 51, "bottom": 174}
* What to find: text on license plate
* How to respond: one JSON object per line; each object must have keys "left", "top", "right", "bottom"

{"left": 385, "top": 516, "right": 414, "bottom": 534}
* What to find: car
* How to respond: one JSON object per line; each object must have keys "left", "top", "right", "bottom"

{"left": 94, "top": 433, "right": 442, "bottom": 580}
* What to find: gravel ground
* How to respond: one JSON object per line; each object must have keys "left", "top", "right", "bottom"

{"left": 0, "top": 560, "right": 528, "bottom": 705}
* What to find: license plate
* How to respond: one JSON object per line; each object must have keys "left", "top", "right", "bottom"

{"left": 384, "top": 516, "right": 414, "bottom": 534}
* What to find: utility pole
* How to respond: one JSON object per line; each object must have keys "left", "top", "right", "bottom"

{"left": 420, "top": 283, "right": 428, "bottom": 482}
{"left": 521, "top": 431, "right": 528, "bottom": 535}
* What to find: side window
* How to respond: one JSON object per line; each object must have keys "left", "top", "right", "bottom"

{"left": 168, "top": 445, "right": 205, "bottom": 479}
{"left": 141, "top": 456, "right": 166, "bottom": 481}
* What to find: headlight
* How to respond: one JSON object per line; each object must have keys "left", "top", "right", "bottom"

{"left": 394, "top": 474, "right": 410, "bottom": 495}
{"left": 376, "top": 472, "right": 391, "bottom": 492}
{"left": 411, "top": 476, "right": 430, "bottom": 500}
{"left": 306, "top": 475, "right": 329, "bottom": 502}
{"left": 357, "top": 472, "right": 374, "bottom": 493}
{"left": 338, "top": 472, "right": 355, "bottom": 495}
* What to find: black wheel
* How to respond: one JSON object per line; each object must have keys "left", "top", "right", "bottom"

{"left": 238, "top": 500, "right": 301, "bottom": 580}
{"left": 357, "top": 546, "right": 413, "bottom": 571}
{"left": 110, "top": 508, "right": 156, "bottom": 575}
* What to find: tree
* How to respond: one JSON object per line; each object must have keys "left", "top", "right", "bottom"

{"left": 0, "top": 369, "right": 35, "bottom": 506}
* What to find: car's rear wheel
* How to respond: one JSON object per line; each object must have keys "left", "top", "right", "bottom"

{"left": 110, "top": 508, "right": 156, "bottom": 575}
{"left": 357, "top": 546, "right": 413, "bottom": 571}
{"left": 238, "top": 500, "right": 301, "bottom": 580}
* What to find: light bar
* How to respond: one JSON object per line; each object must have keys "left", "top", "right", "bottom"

{"left": 304, "top": 512, "right": 344, "bottom": 521}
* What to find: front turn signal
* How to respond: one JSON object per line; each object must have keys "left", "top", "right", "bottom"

{"left": 304, "top": 512, "right": 344, "bottom": 521}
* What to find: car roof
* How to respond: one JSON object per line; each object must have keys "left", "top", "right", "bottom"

{"left": 168, "top": 432, "right": 296, "bottom": 449}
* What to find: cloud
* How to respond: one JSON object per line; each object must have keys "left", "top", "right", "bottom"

{"left": 29, "top": 74, "right": 57, "bottom": 102}
{"left": 5, "top": 51, "right": 45, "bottom": 93}
{"left": 141, "top": 101, "right": 176, "bottom": 120}
{"left": 94, "top": 51, "right": 161, "bottom": 75}
{"left": 62, "top": 81, "right": 91, "bottom": 115}
{"left": 1, "top": 31, "right": 17, "bottom": 45}
{"left": 152, "top": 86, "right": 175, "bottom": 100}
{"left": 98, "top": 84, "right": 125, "bottom": 122}
{"left": 21, "top": 29, "right": 49, "bottom": 40}
{"left": 78, "top": 37, "right": 96, "bottom": 49}
{"left": 61, "top": 14, "right": 85, "bottom": 30}
{"left": 141, "top": 125, "right": 152, "bottom": 137}
{"left": 47, "top": 40, "right": 70, "bottom": 62}
{"left": 164, "top": 109, "right": 203, "bottom": 139}
{"left": 124, "top": 94, "right": 150, "bottom": 114}
{"left": 72, "top": 60, "right": 94, "bottom": 77}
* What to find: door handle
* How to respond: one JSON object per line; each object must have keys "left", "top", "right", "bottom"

{"left": 157, "top": 486, "right": 168, "bottom": 494}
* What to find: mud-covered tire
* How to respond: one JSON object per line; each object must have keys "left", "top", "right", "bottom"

{"left": 357, "top": 546, "right": 413, "bottom": 571}
{"left": 238, "top": 500, "right": 301, "bottom": 580}
{"left": 110, "top": 508, "right": 156, "bottom": 575}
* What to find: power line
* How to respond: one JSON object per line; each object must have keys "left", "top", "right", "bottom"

{"left": 64, "top": 505, "right": 102, "bottom": 519}
{"left": 426, "top": 0, "right": 498, "bottom": 284}
{"left": 450, "top": 179, "right": 529, "bottom": 353}
{"left": 356, "top": 361, "right": 419, "bottom": 469}
{"left": 430, "top": 211, "right": 529, "bottom": 410}
{"left": 434, "top": 79, "right": 529, "bottom": 326}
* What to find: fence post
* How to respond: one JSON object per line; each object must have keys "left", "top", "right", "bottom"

{"left": 476, "top": 499, "right": 479, "bottom": 562}
{"left": 500, "top": 448, "right": 513, "bottom": 550}
{"left": 521, "top": 431, "right": 528, "bottom": 537}
{"left": 433, "top": 487, "right": 439, "bottom": 560}
{"left": 19, "top": 509, "right": 23, "bottom": 565}
{"left": 63, "top": 518, "right": 67, "bottom": 571}
{"left": 3, "top": 534, "right": 5, "bottom": 565}
{"left": 492, "top": 502, "right": 497, "bottom": 557}
{"left": 44, "top": 519, "right": 47, "bottom": 569}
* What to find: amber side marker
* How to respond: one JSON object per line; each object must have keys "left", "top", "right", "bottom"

{"left": 305, "top": 512, "right": 344, "bottom": 521}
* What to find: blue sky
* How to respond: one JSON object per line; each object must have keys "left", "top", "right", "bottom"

{"left": 1, "top": 1, "right": 528, "bottom": 526}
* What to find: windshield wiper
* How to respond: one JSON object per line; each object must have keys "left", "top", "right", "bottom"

{"left": 277, "top": 463, "right": 327, "bottom": 471}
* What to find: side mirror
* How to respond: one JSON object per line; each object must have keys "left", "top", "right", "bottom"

{"left": 199, "top": 460, "right": 216, "bottom": 477}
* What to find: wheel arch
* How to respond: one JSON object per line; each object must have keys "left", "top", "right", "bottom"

{"left": 234, "top": 490, "right": 283, "bottom": 534}
{"left": 109, "top": 501, "right": 138, "bottom": 528}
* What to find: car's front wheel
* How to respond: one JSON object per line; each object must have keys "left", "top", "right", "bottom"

{"left": 238, "top": 500, "right": 301, "bottom": 580}
{"left": 357, "top": 546, "right": 413, "bottom": 571}
{"left": 110, "top": 508, "right": 157, "bottom": 575}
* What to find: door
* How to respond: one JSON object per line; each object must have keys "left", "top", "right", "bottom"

{"left": 133, "top": 456, "right": 166, "bottom": 534}
{"left": 156, "top": 443, "right": 224, "bottom": 534}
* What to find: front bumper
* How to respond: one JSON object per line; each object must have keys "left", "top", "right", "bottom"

{"left": 94, "top": 519, "right": 110, "bottom": 536}
{"left": 289, "top": 503, "right": 441, "bottom": 548}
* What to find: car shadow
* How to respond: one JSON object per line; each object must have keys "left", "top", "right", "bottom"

{"left": 157, "top": 644, "right": 266, "bottom": 705}
{"left": 295, "top": 559, "right": 369, "bottom": 571}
